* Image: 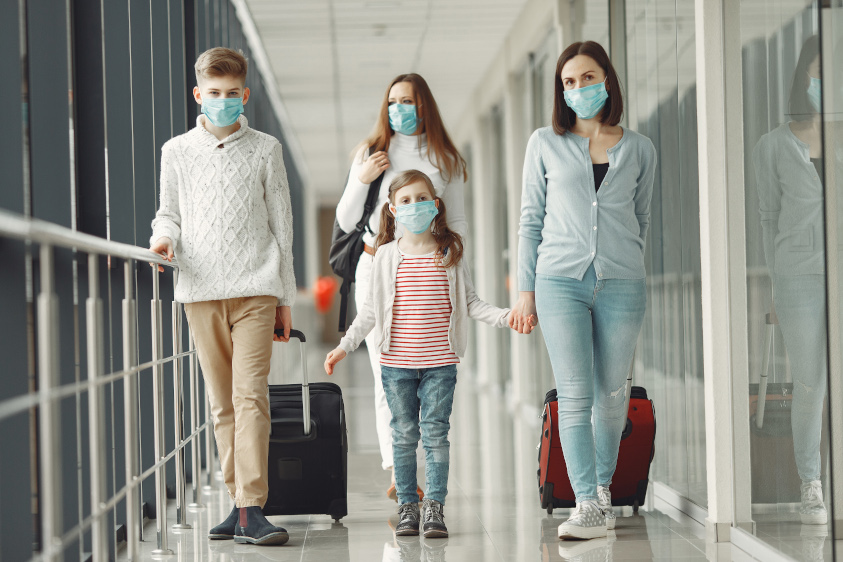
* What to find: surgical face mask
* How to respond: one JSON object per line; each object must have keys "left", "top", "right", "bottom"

{"left": 563, "top": 79, "right": 609, "bottom": 120}
{"left": 202, "top": 97, "right": 243, "bottom": 127}
{"left": 388, "top": 103, "right": 420, "bottom": 135}
{"left": 394, "top": 200, "right": 438, "bottom": 234}
{"left": 807, "top": 76, "right": 822, "bottom": 113}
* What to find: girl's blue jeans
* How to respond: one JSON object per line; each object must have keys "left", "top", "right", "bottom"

{"left": 380, "top": 364, "right": 457, "bottom": 505}
{"left": 535, "top": 264, "right": 646, "bottom": 503}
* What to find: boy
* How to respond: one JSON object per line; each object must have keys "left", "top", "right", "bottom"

{"left": 149, "top": 47, "right": 295, "bottom": 546}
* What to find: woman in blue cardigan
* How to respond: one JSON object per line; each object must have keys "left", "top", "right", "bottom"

{"left": 510, "top": 41, "right": 656, "bottom": 541}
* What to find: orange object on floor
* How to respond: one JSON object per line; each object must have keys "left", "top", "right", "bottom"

{"left": 387, "top": 485, "right": 424, "bottom": 502}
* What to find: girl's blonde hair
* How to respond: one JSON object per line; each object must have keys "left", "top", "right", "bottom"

{"left": 375, "top": 170, "right": 464, "bottom": 268}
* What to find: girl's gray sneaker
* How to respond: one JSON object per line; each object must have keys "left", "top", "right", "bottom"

{"left": 596, "top": 485, "right": 616, "bottom": 530}
{"left": 396, "top": 503, "right": 421, "bottom": 536}
{"left": 557, "top": 500, "right": 608, "bottom": 540}
{"left": 422, "top": 498, "right": 449, "bottom": 538}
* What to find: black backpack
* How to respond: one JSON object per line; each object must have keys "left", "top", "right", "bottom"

{"left": 329, "top": 151, "right": 385, "bottom": 331}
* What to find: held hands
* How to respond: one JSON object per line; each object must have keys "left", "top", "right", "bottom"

{"left": 273, "top": 306, "right": 292, "bottom": 342}
{"left": 358, "top": 150, "right": 390, "bottom": 184}
{"left": 149, "top": 237, "right": 174, "bottom": 272}
{"left": 324, "top": 348, "right": 347, "bottom": 375}
{"left": 509, "top": 292, "right": 539, "bottom": 335}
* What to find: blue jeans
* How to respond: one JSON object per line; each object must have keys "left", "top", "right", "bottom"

{"left": 774, "top": 275, "right": 827, "bottom": 482}
{"left": 380, "top": 364, "right": 458, "bottom": 505}
{"left": 535, "top": 264, "right": 646, "bottom": 503}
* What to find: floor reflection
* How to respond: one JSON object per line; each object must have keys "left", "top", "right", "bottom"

{"left": 125, "top": 341, "right": 723, "bottom": 562}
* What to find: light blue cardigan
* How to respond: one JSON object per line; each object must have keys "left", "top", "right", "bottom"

{"left": 517, "top": 126, "right": 657, "bottom": 290}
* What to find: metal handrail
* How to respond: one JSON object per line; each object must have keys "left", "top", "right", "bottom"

{"left": 0, "top": 208, "right": 211, "bottom": 561}
{"left": 0, "top": 208, "right": 178, "bottom": 267}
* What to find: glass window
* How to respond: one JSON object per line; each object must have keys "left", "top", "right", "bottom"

{"left": 624, "top": 0, "right": 706, "bottom": 508}
{"left": 740, "top": 1, "right": 840, "bottom": 557}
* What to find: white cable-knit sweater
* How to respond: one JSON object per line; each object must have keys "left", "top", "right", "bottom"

{"left": 150, "top": 115, "right": 296, "bottom": 306}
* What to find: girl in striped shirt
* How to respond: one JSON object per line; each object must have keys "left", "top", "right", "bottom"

{"left": 324, "top": 170, "right": 518, "bottom": 539}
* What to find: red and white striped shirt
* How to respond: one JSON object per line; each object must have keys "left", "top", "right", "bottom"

{"left": 380, "top": 251, "right": 460, "bottom": 369}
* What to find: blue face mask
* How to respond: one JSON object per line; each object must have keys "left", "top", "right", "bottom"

{"left": 395, "top": 200, "right": 438, "bottom": 234}
{"left": 807, "top": 76, "right": 822, "bottom": 113}
{"left": 202, "top": 97, "right": 244, "bottom": 127}
{"left": 388, "top": 104, "right": 420, "bottom": 135}
{"left": 563, "top": 79, "right": 609, "bottom": 120}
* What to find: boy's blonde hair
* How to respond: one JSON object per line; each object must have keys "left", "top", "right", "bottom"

{"left": 194, "top": 47, "right": 248, "bottom": 85}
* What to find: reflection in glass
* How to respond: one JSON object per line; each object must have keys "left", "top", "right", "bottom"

{"left": 751, "top": 35, "right": 828, "bottom": 526}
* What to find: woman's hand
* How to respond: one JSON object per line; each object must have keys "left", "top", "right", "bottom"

{"left": 324, "top": 348, "right": 347, "bottom": 375}
{"left": 509, "top": 292, "right": 539, "bottom": 334}
{"left": 358, "top": 151, "right": 390, "bottom": 184}
{"left": 149, "top": 237, "right": 173, "bottom": 272}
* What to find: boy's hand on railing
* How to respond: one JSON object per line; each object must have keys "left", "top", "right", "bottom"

{"left": 324, "top": 348, "right": 347, "bottom": 375}
{"left": 273, "top": 306, "right": 292, "bottom": 342}
{"left": 149, "top": 237, "right": 174, "bottom": 272}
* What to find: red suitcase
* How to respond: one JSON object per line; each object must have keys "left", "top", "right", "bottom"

{"left": 538, "top": 380, "right": 656, "bottom": 514}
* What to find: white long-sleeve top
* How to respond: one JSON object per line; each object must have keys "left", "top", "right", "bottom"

{"left": 150, "top": 115, "right": 296, "bottom": 305}
{"left": 335, "top": 132, "right": 468, "bottom": 245}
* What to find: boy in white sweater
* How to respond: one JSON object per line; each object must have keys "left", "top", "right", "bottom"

{"left": 149, "top": 47, "right": 295, "bottom": 546}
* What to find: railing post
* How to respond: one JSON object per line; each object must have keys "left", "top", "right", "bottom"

{"left": 187, "top": 328, "right": 204, "bottom": 509}
{"left": 150, "top": 267, "right": 174, "bottom": 555}
{"left": 203, "top": 390, "right": 214, "bottom": 492}
{"left": 122, "top": 260, "right": 140, "bottom": 561}
{"left": 37, "top": 244, "right": 63, "bottom": 561}
{"left": 86, "top": 254, "right": 107, "bottom": 560}
{"left": 170, "top": 269, "right": 191, "bottom": 530}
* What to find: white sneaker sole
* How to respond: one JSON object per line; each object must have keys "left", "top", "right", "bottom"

{"left": 558, "top": 523, "right": 608, "bottom": 540}
{"left": 801, "top": 512, "right": 828, "bottom": 525}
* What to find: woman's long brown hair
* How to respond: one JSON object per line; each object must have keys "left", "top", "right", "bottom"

{"left": 361, "top": 74, "right": 467, "bottom": 183}
{"left": 376, "top": 170, "right": 464, "bottom": 268}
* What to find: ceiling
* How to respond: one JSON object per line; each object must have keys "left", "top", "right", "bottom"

{"left": 244, "top": 0, "right": 530, "bottom": 201}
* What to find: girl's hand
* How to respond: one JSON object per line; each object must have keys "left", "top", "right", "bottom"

{"left": 324, "top": 348, "right": 347, "bottom": 375}
{"left": 149, "top": 237, "right": 174, "bottom": 272}
{"left": 509, "top": 292, "right": 539, "bottom": 334}
{"left": 358, "top": 151, "right": 390, "bottom": 184}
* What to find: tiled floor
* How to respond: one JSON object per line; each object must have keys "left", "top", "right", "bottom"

{"left": 121, "top": 340, "right": 837, "bottom": 561}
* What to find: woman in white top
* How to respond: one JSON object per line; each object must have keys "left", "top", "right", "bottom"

{"left": 336, "top": 73, "right": 468, "bottom": 501}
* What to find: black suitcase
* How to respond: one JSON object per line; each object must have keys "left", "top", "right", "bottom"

{"left": 262, "top": 329, "right": 348, "bottom": 521}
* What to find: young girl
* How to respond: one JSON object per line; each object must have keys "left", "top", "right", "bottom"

{"left": 324, "top": 169, "right": 511, "bottom": 539}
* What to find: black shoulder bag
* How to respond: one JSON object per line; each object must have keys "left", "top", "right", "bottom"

{"left": 329, "top": 152, "right": 385, "bottom": 331}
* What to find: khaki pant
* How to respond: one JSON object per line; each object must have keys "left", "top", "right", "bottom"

{"left": 184, "top": 295, "right": 276, "bottom": 507}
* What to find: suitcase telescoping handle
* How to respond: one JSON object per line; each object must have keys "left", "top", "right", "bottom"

{"left": 623, "top": 349, "right": 636, "bottom": 410}
{"left": 756, "top": 309, "right": 778, "bottom": 429}
{"left": 274, "top": 328, "right": 311, "bottom": 436}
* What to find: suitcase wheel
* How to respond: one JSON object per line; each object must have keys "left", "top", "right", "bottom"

{"left": 633, "top": 500, "right": 639, "bottom": 514}
{"left": 547, "top": 506, "right": 553, "bottom": 515}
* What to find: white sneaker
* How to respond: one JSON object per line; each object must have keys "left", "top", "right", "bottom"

{"left": 557, "top": 500, "right": 607, "bottom": 540}
{"left": 596, "top": 485, "right": 616, "bottom": 530}
{"left": 800, "top": 524, "right": 828, "bottom": 562}
{"left": 558, "top": 533, "right": 615, "bottom": 561}
{"left": 800, "top": 480, "right": 828, "bottom": 525}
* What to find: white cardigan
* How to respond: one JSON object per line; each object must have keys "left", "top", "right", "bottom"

{"left": 335, "top": 132, "right": 468, "bottom": 245}
{"left": 150, "top": 115, "right": 296, "bottom": 305}
{"left": 339, "top": 241, "right": 511, "bottom": 356}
